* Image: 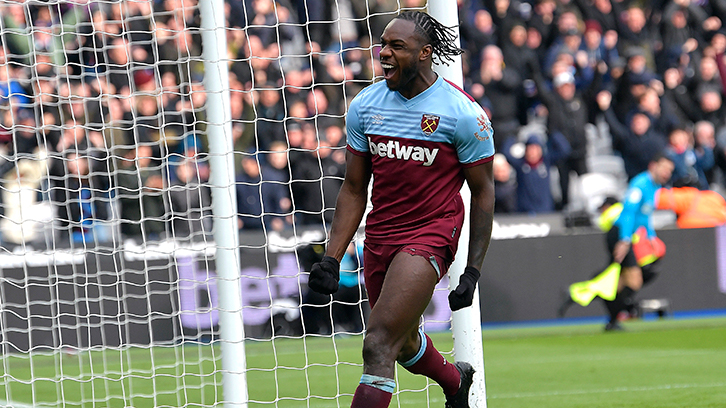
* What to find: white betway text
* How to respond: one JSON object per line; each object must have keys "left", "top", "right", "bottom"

{"left": 368, "top": 137, "right": 439, "bottom": 166}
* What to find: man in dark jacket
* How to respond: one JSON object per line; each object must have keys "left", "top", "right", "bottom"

{"left": 502, "top": 133, "right": 571, "bottom": 214}
{"left": 530, "top": 59, "right": 605, "bottom": 208}
{"left": 598, "top": 90, "right": 668, "bottom": 179}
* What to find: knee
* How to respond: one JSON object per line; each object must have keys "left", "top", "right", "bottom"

{"left": 396, "top": 329, "right": 421, "bottom": 361}
{"left": 362, "top": 326, "right": 398, "bottom": 366}
{"left": 628, "top": 272, "right": 643, "bottom": 290}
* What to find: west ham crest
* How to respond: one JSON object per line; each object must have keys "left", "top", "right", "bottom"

{"left": 475, "top": 113, "right": 492, "bottom": 141}
{"left": 421, "top": 114, "right": 440, "bottom": 136}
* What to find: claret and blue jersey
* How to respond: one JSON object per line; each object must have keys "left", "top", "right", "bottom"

{"left": 346, "top": 76, "right": 495, "bottom": 252}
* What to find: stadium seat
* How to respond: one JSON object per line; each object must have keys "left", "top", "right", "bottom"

{"left": 570, "top": 172, "right": 625, "bottom": 215}
{"left": 587, "top": 154, "right": 628, "bottom": 184}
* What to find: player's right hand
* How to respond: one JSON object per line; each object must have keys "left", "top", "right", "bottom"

{"left": 613, "top": 240, "right": 631, "bottom": 264}
{"left": 308, "top": 256, "right": 340, "bottom": 294}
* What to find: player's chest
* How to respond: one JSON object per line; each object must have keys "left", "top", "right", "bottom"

{"left": 358, "top": 107, "right": 457, "bottom": 141}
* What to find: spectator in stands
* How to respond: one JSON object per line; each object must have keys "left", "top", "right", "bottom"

{"left": 660, "top": 1, "right": 707, "bottom": 70}
{"left": 488, "top": 0, "right": 520, "bottom": 40}
{"left": 460, "top": 9, "right": 497, "bottom": 72}
{"left": 637, "top": 86, "right": 680, "bottom": 137}
{"left": 14, "top": 0, "right": 726, "bottom": 254}
{"left": 0, "top": 109, "right": 40, "bottom": 178}
{"left": 529, "top": 0, "right": 557, "bottom": 49}
{"left": 573, "top": 0, "right": 619, "bottom": 33}
{"left": 611, "top": 47, "right": 658, "bottom": 123}
{"left": 696, "top": 88, "right": 726, "bottom": 130}
{"left": 471, "top": 45, "right": 521, "bottom": 150}
{"left": 617, "top": 6, "right": 657, "bottom": 72}
{"left": 492, "top": 153, "right": 517, "bottom": 213}
{"left": 318, "top": 135, "right": 346, "bottom": 225}
{"left": 502, "top": 21, "right": 535, "bottom": 77}
{"left": 166, "top": 158, "right": 212, "bottom": 239}
{"left": 665, "top": 125, "right": 714, "bottom": 189}
{"left": 529, "top": 59, "right": 604, "bottom": 209}
{"left": 598, "top": 90, "right": 668, "bottom": 180}
{"left": 544, "top": 27, "right": 583, "bottom": 75}
{"left": 236, "top": 150, "right": 290, "bottom": 231}
{"left": 51, "top": 150, "right": 111, "bottom": 244}
{"left": 115, "top": 145, "right": 166, "bottom": 239}
{"left": 692, "top": 57, "right": 723, "bottom": 99}
{"left": 578, "top": 20, "right": 619, "bottom": 83}
{"left": 662, "top": 66, "right": 695, "bottom": 126}
{"left": 502, "top": 133, "right": 571, "bottom": 214}
{"left": 255, "top": 84, "right": 287, "bottom": 150}
{"left": 264, "top": 141, "right": 293, "bottom": 226}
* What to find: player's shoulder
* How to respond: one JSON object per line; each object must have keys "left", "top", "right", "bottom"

{"left": 438, "top": 78, "right": 484, "bottom": 117}
{"left": 630, "top": 171, "right": 654, "bottom": 189}
{"left": 351, "top": 80, "right": 390, "bottom": 106}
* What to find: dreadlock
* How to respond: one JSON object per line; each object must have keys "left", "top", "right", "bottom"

{"left": 394, "top": 11, "right": 464, "bottom": 66}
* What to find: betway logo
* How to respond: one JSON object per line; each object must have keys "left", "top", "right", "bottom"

{"left": 368, "top": 137, "right": 439, "bottom": 167}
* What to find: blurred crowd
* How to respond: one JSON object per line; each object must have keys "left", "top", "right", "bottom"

{"left": 2, "top": 0, "right": 726, "bottom": 246}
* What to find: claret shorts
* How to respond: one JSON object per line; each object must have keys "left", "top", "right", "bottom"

{"left": 363, "top": 242, "right": 453, "bottom": 307}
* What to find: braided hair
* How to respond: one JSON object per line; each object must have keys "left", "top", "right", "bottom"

{"left": 394, "top": 11, "right": 464, "bottom": 65}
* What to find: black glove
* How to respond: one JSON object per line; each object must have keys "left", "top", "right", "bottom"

{"left": 448, "top": 266, "right": 481, "bottom": 311}
{"left": 308, "top": 256, "right": 340, "bottom": 294}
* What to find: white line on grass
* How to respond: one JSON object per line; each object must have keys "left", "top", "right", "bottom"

{"left": 0, "top": 400, "right": 36, "bottom": 408}
{"left": 489, "top": 382, "right": 726, "bottom": 399}
{"left": 491, "top": 349, "right": 726, "bottom": 366}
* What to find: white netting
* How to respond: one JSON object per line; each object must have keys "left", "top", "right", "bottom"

{"left": 0, "top": 0, "right": 453, "bottom": 406}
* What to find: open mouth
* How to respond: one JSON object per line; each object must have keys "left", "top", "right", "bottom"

{"left": 381, "top": 62, "right": 396, "bottom": 79}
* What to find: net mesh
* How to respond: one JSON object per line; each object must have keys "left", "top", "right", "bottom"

{"left": 0, "top": 0, "right": 453, "bottom": 406}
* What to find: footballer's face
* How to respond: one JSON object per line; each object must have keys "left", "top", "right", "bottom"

{"left": 379, "top": 19, "right": 429, "bottom": 96}
{"left": 652, "top": 158, "right": 675, "bottom": 185}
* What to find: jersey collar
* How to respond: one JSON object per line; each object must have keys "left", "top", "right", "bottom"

{"left": 394, "top": 75, "right": 443, "bottom": 108}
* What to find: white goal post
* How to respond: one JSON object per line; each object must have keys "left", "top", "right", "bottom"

{"left": 427, "top": 1, "right": 488, "bottom": 406}
{"left": 0, "top": 0, "right": 486, "bottom": 407}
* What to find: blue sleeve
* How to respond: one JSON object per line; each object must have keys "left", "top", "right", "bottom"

{"left": 346, "top": 96, "right": 368, "bottom": 153}
{"left": 454, "top": 104, "right": 495, "bottom": 165}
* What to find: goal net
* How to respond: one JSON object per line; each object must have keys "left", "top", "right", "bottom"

{"left": 0, "top": 0, "right": 462, "bottom": 407}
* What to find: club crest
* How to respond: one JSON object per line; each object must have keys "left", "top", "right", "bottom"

{"left": 421, "top": 114, "right": 440, "bottom": 136}
{"left": 475, "top": 114, "right": 492, "bottom": 141}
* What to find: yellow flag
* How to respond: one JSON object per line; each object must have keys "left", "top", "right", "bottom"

{"left": 569, "top": 263, "right": 622, "bottom": 306}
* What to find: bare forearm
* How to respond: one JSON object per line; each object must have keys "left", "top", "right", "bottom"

{"left": 467, "top": 192, "right": 495, "bottom": 270}
{"left": 325, "top": 183, "right": 367, "bottom": 261}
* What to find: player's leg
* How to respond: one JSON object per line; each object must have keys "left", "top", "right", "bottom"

{"left": 395, "top": 247, "right": 463, "bottom": 396}
{"left": 605, "top": 265, "right": 642, "bottom": 330}
{"left": 351, "top": 252, "right": 441, "bottom": 407}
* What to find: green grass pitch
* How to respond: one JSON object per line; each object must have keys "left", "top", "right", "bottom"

{"left": 0, "top": 317, "right": 724, "bottom": 407}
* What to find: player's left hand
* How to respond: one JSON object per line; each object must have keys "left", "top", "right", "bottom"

{"left": 449, "top": 266, "right": 481, "bottom": 311}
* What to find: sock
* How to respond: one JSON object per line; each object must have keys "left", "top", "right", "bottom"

{"left": 642, "top": 269, "right": 658, "bottom": 285}
{"left": 606, "top": 287, "right": 637, "bottom": 322}
{"left": 620, "top": 287, "right": 637, "bottom": 313}
{"left": 350, "top": 375, "right": 394, "bottom": 408}
{"left": 604, "top": 298, "right": 619, "bottom": 323}
{"left": 398, "top": 330, "right": 461, "bottom": 396}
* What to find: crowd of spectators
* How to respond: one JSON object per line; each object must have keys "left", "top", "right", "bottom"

{"left": 465, "top": 0, "right": 726, "bottom": 214}
{"left": 2, "top": 0, "right": 726, "bottom": 246}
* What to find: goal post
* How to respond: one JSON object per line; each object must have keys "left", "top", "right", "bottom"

{"left": 199, "top": 0, "right": 248, "bottom": 407}
{"left": 428, "top": 1, "right": 488, "bottom": 406}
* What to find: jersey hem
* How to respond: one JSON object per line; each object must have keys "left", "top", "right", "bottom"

{"left": 461, "top": 155, "right": 494, "bottom": 168}
{"left": 347, "top": 145, "right": 370, "bottom": 156}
